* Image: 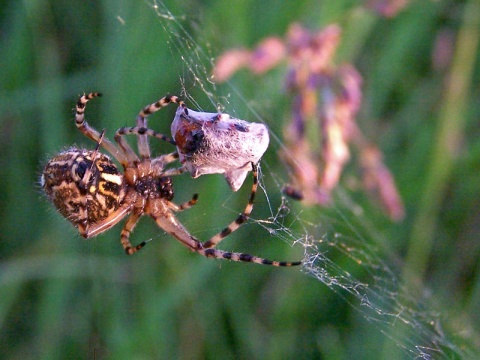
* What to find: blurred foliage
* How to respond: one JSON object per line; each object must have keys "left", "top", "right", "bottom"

{"left": 1, "top": 0, "right": 479, "bottom": 359}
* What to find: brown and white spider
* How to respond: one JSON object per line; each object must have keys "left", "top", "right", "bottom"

{"left": 41, "top": 93, "right": 301, "bottom": 266}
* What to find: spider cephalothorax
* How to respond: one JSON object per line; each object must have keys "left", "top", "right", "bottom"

{"left": 41, "top": 93, "right": 301, "bottom": 266}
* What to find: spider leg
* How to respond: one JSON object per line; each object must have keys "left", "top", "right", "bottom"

{"left": 121, "top": 212, "right": 149, "bottom": 255}
{"left": 116, "top": 127, "right": 187, "bottom": 176}
{"left": 116, "top": 126, "right": 176, "bottom": 146}
{"left": 197, "top": 248, "right": 302, "bottom": 267}
{"left": 202, "top": 163, "right": 258, "bottom": 249}
{"left": 161, "top": 165, "right": 187, "bottom": 177}
{"left": 153, "top": 205, "right": 201, "bottom": 250}
{"left": 136, "top": 95, "right": 187, "bottom": 160}
{"left": 75, "top": 93, "right": 128, "bottom": 166}
{"left": 153, "top": 151, "right": 186, "bottom": 176}
{"left": 113, "top": 128, "right": 140, "bottom": 165}
{"left": 159, "top": 151, "right": 179, "bottom": 165}
{"left": 78, "top": 201, "right": 133, "bottom": 239}
{"left": 78, "top": 129, "right": 106, "bottom": 190}
{"left": 167, "top": 194, "right": 199, "bottom": 212}
{"left": 153, "top": 206, "right": 301, "bottom": 266}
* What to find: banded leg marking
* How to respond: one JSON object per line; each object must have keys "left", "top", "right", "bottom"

{"left": 136, "top": 95, "right": 187, "bottom": 159}
{"left": 202, "top": 163, "right": 258, "bottom": 249}
{"left": 197, "top": 248, "right": 302, "bottom": 267}
{"left": 121, "top": 213, "right": 147, "bottom": 255}
{"left": 75, "top": 93, "right": 127, "bottom": 166}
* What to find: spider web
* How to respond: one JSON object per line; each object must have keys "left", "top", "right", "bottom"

{"left": 136, "top": 1, "right": 471, "bottom": 358}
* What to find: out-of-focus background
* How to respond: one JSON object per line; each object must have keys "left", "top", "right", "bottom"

{"left": 1, "top": 0, "right": 479, "bottom": 358}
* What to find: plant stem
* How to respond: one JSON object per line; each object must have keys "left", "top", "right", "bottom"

{"left": 403, "top": 0, "right": 480, "bottom": 289}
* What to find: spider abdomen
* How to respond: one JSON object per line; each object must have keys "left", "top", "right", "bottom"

{"left": 41, "top": 148, "right": 126, "bottom": 235}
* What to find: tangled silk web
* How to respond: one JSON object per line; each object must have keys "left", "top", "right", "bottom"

{"left": 145, "top": 1, "right": 469, "bottom": 358}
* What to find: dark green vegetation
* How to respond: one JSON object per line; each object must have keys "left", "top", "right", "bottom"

{"left": 1, "top": 0, "right": 479, "bottom": 358}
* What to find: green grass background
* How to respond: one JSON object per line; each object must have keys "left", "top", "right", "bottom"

{"left": 1, "top": 0, "right": 480, "bottom": 358}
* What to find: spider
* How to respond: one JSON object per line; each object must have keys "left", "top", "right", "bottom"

{"left": 41, "top": 93, "right": 301, "bottom": 266}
